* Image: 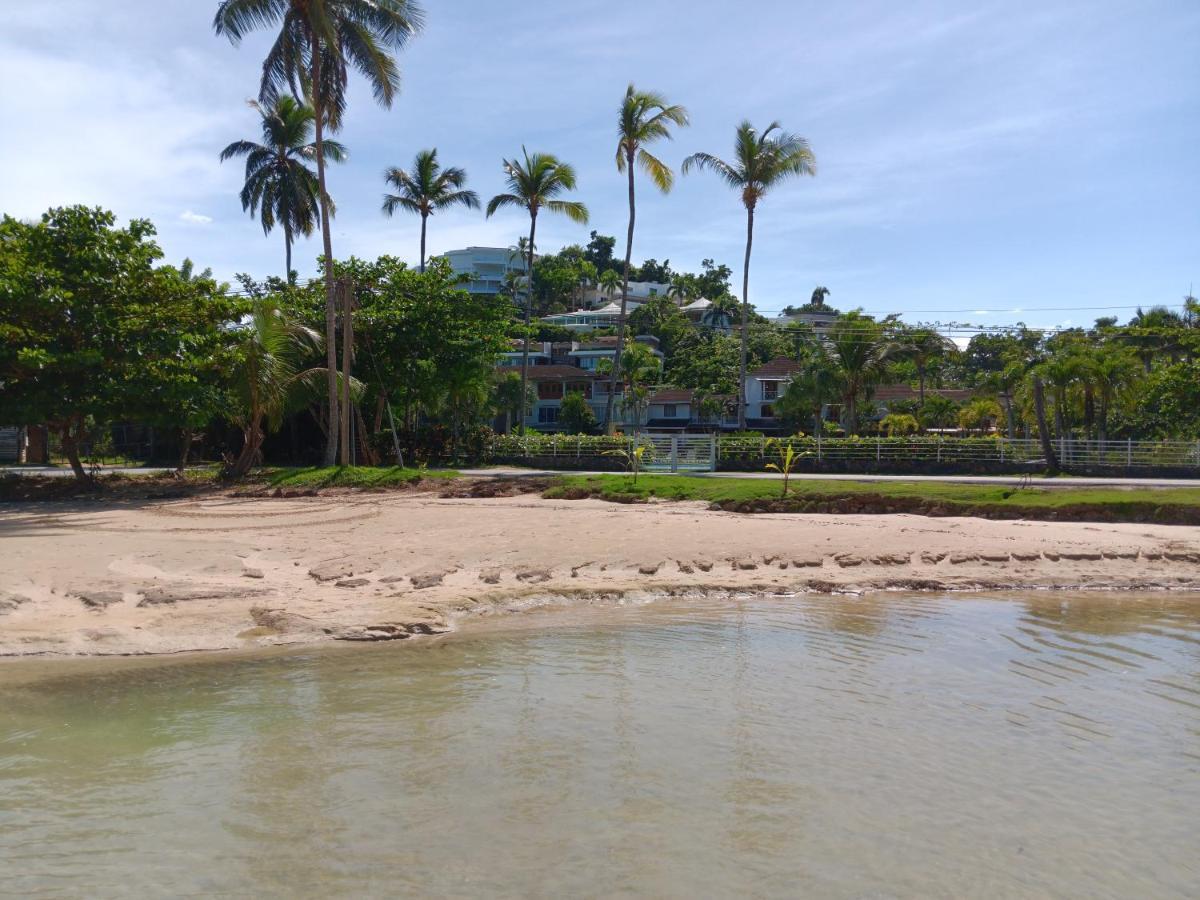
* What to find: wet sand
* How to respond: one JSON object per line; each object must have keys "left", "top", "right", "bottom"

{"left": 2, "top": 492, "right": 1200, "bottom": 657}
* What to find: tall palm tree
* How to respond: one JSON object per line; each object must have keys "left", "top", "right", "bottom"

{"left": 599, "top": 268, "right": 622, "bottom": 305}
{"left": 382, "top": 148, "right": 479, "bottom": 271}
{"left": 606, "top": 85, "right": 689, "bottom": 432}
{"left": 214, "top": 0, "right": 425, "bottom": 466}
{"left": 683, "top": 121, "right": 816, "bottom": 429}
{"left": 220, "top": 97, "right": 346, "bottom": 281}
{"left": 486, "top": 149, "right": 588, "bottom": 433}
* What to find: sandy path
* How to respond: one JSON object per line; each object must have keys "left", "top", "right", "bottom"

{"left": 2, "top": 493, "right": 1199, "bottom": 657}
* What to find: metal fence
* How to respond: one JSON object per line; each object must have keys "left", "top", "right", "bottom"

{"left": 491, "top": 433, "right": 1200, "bottom": 472}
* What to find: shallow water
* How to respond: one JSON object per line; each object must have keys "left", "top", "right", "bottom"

{"left": 2, "top": 593, "right": 1199, "bottom": 898}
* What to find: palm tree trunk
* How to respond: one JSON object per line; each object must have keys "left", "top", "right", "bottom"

{"left": 419, "top": 213, "right": 427, "bottom": 273}
{"left": 285, "top": 229, "right": 293, "bottom": 284}
{"left": 1032, "top": 376, "right": 1059, "bottom": 473}
{"left": 918, "top": 367, "right": 926, "bottom": 405}
{"left": 739, "top": 205, "right": 754, "bottom": 431}
{"left": 607, "top": 152, "right": 636, "bottom": 434}
{"left": 1003, "top": 392, "right": 1016, "bottom": 440}
{"left": 519, "top": 214, "right": 537, "bottom": 435}
{"left": 340, "top": 277, "right": 353, "bottom": 465}
{"left": 311, "top": 46, "right": 339, "bottom": 468}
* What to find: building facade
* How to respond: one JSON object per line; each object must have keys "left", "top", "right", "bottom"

{"left": 440, "top": 246, "right": 528, "bottom": 296}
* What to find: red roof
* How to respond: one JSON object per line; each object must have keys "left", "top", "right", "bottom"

{"left": 649, "top": 388, "right": 695, "bottom": 404}
{"left": 749, "top": 357, "right": 803, "bottom": 378}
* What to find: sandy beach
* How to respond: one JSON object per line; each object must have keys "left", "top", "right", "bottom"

{"left": 3, "top": 489, "right": 1200, "bottom": 658}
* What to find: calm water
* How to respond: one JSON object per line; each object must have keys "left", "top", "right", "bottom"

{"left": 2, "top": 593, "right": 1199, "bottom": 898}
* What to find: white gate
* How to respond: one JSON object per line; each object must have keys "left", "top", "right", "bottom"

{"left": 636, "top": 434, "right": 716, "bottom": 472}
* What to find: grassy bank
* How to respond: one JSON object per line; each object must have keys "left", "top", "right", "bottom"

{"left": 546, "top": 474, "right": 1200, "bottom": 524}
{"left": 263, "top": 465, "right": 458, "bottom": 489}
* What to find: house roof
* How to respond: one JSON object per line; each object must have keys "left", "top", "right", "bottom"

{"left": 649, "top": 388, "right": 695, "bottom": 404}
{"left": 874, "top": 385, "right": 975, "bottom": 403}
{"left": 749, "top": 357, "right": 804, "bottom": 378}
{"left": 494, "top": 365, "right": 595, "bottom": 380}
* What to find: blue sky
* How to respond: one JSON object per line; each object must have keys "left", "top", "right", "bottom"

{"left": 4, "top": 0, "right": 1198, "bottom": 328}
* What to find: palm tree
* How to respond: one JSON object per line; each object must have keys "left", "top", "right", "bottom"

{"left": 606, "top": 85, "right": 689, "bottom": 433}
{"left": 827, "top": 312, "right": 894, "bottom": 434}
{"left": 214, "top": 0, "right": 425, "bottom": 466}
{"left": 599, "top": 268, "right": 622, "bottom": 305}
{"left": 220, "top": 97, "right": 346, "bottom": 281}
{"left": 896, "top": 327, "right": 955, "bottom": 404}
{"left": 382, "top": 148, "right": 479, "bottom": 271}
{"left": 224, "top": 299, "right": 350, "bottom": 479}
{"left": 683, "top": 121, "right": 815, "bottom": 429}
{"left": 486, "top": 149, "right": 588, "bottom": 433}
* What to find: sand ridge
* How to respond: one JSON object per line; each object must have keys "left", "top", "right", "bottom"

{"left": 1, "top": 493, "right": 1199, "bottom": 657}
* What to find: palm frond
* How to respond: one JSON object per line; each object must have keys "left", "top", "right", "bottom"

{"left": 544, "top": 199, "right": 589, "bottom": 225}
{"left": 485, "top": 193, "right": 525, "bottom": 218}
{"left": 636, "top": 148, "right": 674, "bottom": 193}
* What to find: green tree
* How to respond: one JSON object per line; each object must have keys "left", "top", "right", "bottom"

{"left": 627, "top": 295, "right": 690, "bottom": 358}
{"left": 894, "top": 326, "right": 955, "bottom": 404}
{"left": 683, "top": 121, "right": 816, "bottom": 428}
{"left": 214, "top": 0, "right": 425, "bottom": 466}
{"left": 917, "top": 395, "right": 959, "bottom": 431}
{"left": 219, "top": 96, "right": 346, "bottom": 281}
{"left": 775, "top": 342, "right": 839, "bottom": 434}
{"left": 957, "top": 398, "right": 1003, "bottom": 435}
{"left": 559, "top": 390, "right": 597, "bottom": 434}
{"left": 492, "top": 371, "right": 534, "bottom": 434}
{"left": 486, "top": 149, "right": 589, "bottom": 432}
{"left": 224, "top": 299, "right": 341, "bottom": 478}
{"left": 382, "top": 148, "right": 479, "bottom": 271}
{"left": 0, "top": 207, "right": 237, "bottom": 482}
{"left": 826, "top": 312, "right": 894, "bottom": 434}
{"left": 606, "top": 85, "right": 689, "bottom": 433}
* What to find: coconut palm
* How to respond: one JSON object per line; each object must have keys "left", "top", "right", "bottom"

{"left": 213, "top": 0, "right": 425, "bottom": 466}
{"left": 683, "top": 121, "right": 815, "bottom": 429}
{"left": 606, "top": 85, "right": 689, "bottom": 432}
{"left": 486, "top": 149, "right": 588, "bottom": 433}
{"left": 599, "top": 268, "right": 622, "bottom": 305}
{"left": 381, "top": 148, "right": 479, "bottom": 271}
{"left": 220, "top": 97, "right": 345, "bottom": 281}
{"left": 827, "top": 312, "right": 895, "bottom": 435}
{"left": 895, "top": 327, "right": 955, "bottom": 404}
{"left": 224, "top": 299, "right": 356, "bottom": 479}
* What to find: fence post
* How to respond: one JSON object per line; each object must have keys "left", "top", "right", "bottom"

{"left": 709, "top": 434, "right": 717, "bottom": 471}
{"left": 760, "top": 436, "right": 766, "bottom": 460}
{"left": 937, "top": 437, "right": 942, "bottom": 463}
{"left": 577, "top": 436, "right": 581, "bottom": 459}
{"left": 1127, "top": 438, "right": 1132, "bottom": 467}
{"left": 670, "top": 436, "right": 679, "bottom": 473}
{"left": 1060, "top": 436, "right": 1066, "bottom": 467}
{"left": 1000, "top": 440, "right": 1006, "bottom": 464}
{"left": 817, "top": 430, "right": 822, "bottom": 464}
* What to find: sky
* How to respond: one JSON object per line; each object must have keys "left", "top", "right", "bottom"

{"left": 3, "top": 0, "right": 1198, "bottom": 330}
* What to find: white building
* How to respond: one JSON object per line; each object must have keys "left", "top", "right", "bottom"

{"left": 440, "top": 246, "right": 528, "bottom": 296}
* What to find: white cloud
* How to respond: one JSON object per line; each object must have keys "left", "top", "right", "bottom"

{"left": 973, "top": 310, "right": 990, "bottom": 316}
{"left": 180, "top": 210, "right": 213, "bottom": 225}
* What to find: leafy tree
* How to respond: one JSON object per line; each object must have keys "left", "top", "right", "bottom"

{"left": 598, "top": 340, "right": 661, "bottom": 429}
{"left": 1113, "top": 361, "right": 1200, "bottom": 438}
{"left": 598, "top": 268, "right": 622, "bottom": 304}
{"left": 382, "top": 148, "right": 479, "bottom": 271}
{"left": 0, "top": 206, "right": 237, "bottom": 482}
{"left": 214, "top": 0, "right": 426, "bottom": 466}
{"left": 486, "top": 149, "right": 588, "bottom": 432}
{"left": 492, "top": 371, "right": 534, "bottom": 434}
{"left": 880, "top": 413, "right": 919, "bottom": 436}
{"left": 627, "top": 295, "right": 690, "bottom": 358}
{"left": 683, "top": 120, "right": 816, "bottom": 428}
{"left": 917, "top": 395, "right": 959, "bottom": 431}
{"left": 607, "top": 85, "right": 689, "bottom": 433}
{"left": 632, "top": 258, "right": 674, "bottom": 283}
{"left": 584, "top": 231, "right": 617, "bottom": 273}
{"left": 559, "top": 390, "right": 597, "bottom": 434}
{"left": 219, "top": 96, "right": 345, "bottom": 281}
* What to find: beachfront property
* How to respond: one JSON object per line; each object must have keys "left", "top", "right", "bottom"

{"left": 439, "top": 246, "right": 528, "bottom": 296}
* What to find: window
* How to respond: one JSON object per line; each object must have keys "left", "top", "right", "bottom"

{"left": 763, "top": 381, "right": 780, "bottom": 401}
{"left": 538, "top": 406, "right": 560, "bottom": 424}
{"left": 663, "top": 404, "right": 677, "bottom": 418}
{"left": 762, "top": 404, "right": 775, "bottom": 419}
{"left": 537, "top": 382, "right": 563, "bottom": 400}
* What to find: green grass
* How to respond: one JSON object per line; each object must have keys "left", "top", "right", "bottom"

{"left": 549, "top": 474, "right": 1200, "bottom": 512}
{"left": 262, "top": 465, "right": 459, "bottom": 489}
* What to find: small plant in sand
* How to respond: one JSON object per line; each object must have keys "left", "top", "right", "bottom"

{"left": 605, "top": 441, "right": 654, "bottom": 485}
{"left": 764, "top": 438, "right": 801, "bottom": 497}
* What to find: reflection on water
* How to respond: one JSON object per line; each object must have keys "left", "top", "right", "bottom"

{"left": 2, "top": 593, "right": 1199, "bottom": 897}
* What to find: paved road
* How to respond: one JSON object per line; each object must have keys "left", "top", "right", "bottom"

{"left": 6, "top": 464, "right": 1198, "bottom": 490}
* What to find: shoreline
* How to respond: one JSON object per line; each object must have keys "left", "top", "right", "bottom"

{"left": 2, "top": 492, "right": 1199, "bottom": 661}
